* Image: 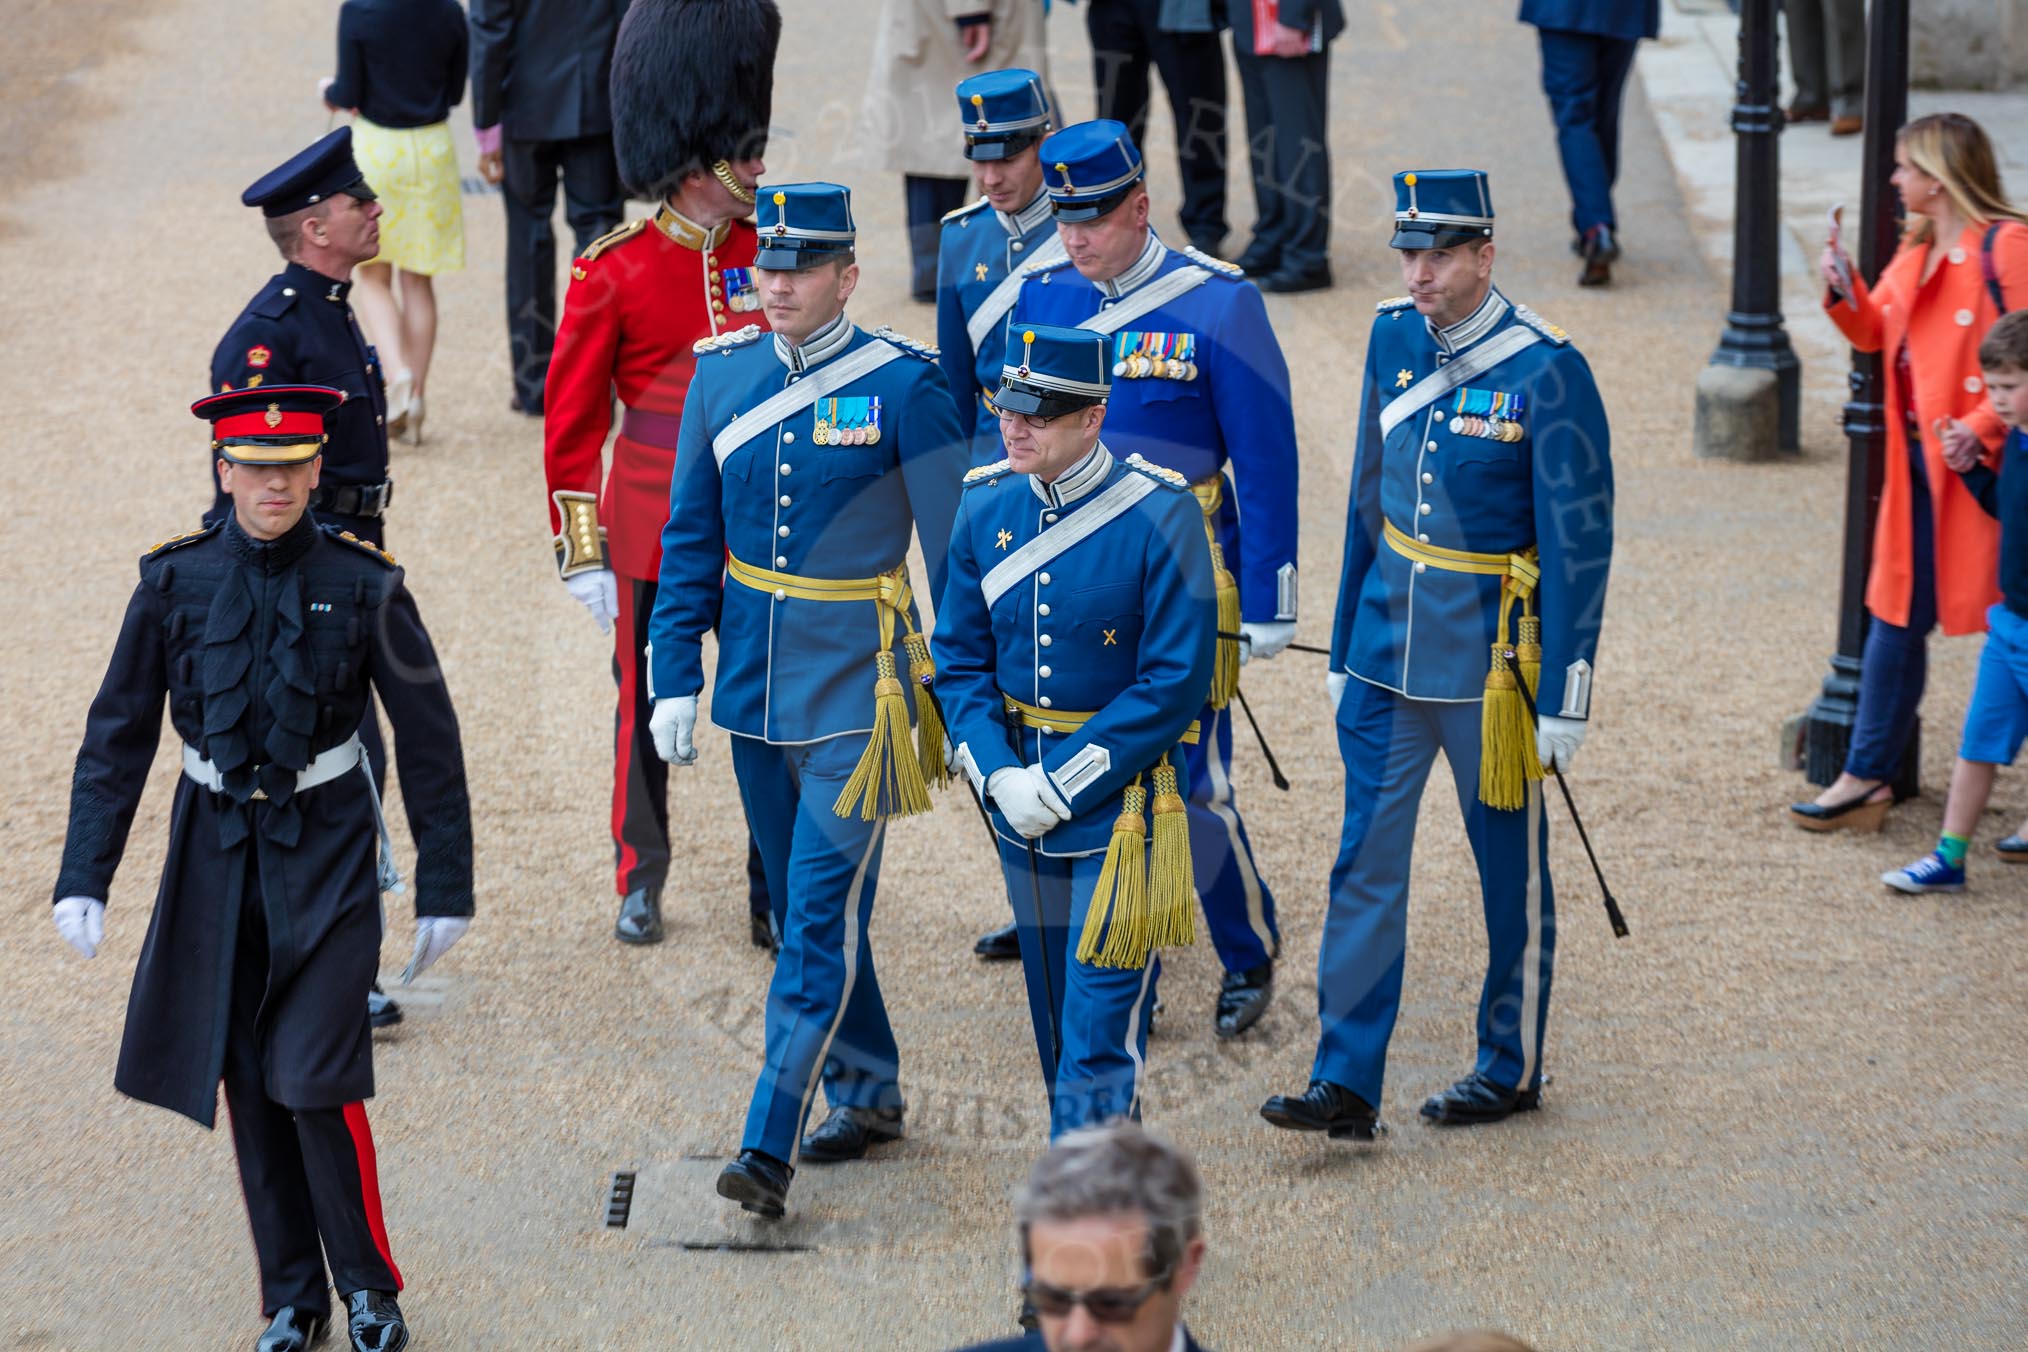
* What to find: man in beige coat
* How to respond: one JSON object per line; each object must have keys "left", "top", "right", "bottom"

{"left": 859, "top": 0, "right": 1053, "bottom": 300}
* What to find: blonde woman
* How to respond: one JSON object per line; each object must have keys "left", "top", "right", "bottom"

{"left": 322, "top": 0, "right": 470, "bottom": 443}
{"left": 1793, "top": 113, "right": 2028, "bottom": 832}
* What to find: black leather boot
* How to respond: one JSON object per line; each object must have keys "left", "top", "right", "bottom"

{"left": 750, "top": 909, "right": 779, "bottom": 955}
{"left": 367, "top": 982, "right": 402, "bottom": 1029}
{"left": 717, "top": 1149, "right": 793, "bottom": 1219}
{"left": 1213, "top": 960, "right": 1273, "bottom": 1039}
{"left": 1260, "top": 1080, "right": 1381, "bottom": 1141}
{"left": 256, "top": 1306, "right": 328, "bottom": 1352}
{"left": 614, "top": 883, "right": 664, "bottom": 944}
{"left": 972, "top": 921, "right": 1020, "bottom": 961}
{"left": 343, "top": 1290, "right": 407, "bottom": 1352}
{"left": 799, "top": 1105, "right": 905, "bottom": 1164}
{"left": 1419, "top": 1071, "right": 1541, "bottom": 1125}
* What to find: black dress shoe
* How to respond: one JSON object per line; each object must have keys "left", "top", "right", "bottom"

{"left": 508, "top": 393, "right": 543, "bottom": 416}
{"left": 717, "top": 1149, "right": 793, "bottom": 1218}
{"left": 1578, "top": 224, "right": 1618, "bottom": 287}
{"left": 750, "top": 909, "right": 779, "bottom": 954}
{"left": 799, "top": 1104, "right": 905, "bottom": 1164}
{"left": 257, "top": 1305, "right": 329, "bottom": 1352}
{"left": 367, "top": 982, "right": 402, "bottom": 1029}
{"left": 1260, "top": 1080, "right": 1380, "bottom": 1140}
{"left": 973, "top": 921, "right": 1021, "bottom": 961}
{"left": 1258, "top": 263, "right": 1333, "bottom": 294}
{"left": 1419, "top": 1070, "right": 1541, "bottom": 1125}
{"left": 1213, "top": 960, "right": 1274, "bottom": 1039}
{"left": 614, "top": 884, "right": 664, "bottom": 944}
{"left": 343, "top": 1290, "right": 407, "bottom": 1352}
{"left": 1233, "top": 243, "right": 1281, "bottom": 275}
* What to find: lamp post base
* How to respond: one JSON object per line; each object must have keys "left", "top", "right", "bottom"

{"left": 1800, "top": 652, "right": 1920, "bottom": 800}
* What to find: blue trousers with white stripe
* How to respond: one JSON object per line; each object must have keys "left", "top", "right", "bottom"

{"left": 730, "top": 733, "right": 902, "bottom": 1165}
{"left": 1313, "top": 679, "right": 1557, "bottom": 1106}
{"left": 1178, "top": 704, "right": 1281, "bottom": 973}
{"left": 995, "top": 837, "right": 1162, "bottom": 1140}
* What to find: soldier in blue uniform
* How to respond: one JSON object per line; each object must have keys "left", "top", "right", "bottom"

{"left": 932, "top": 67, "right": 1063, "bottom": 965}
{"left": 934, "top": 321, "right": 1215, "bottom": 1139}
{"left": 1014, "top": 120, "right": 1300, "bottom": 1040}
{"left": 52, "top": 386, "right": 472, "bottom": 1352}
{"left": 934, "top": 68, "right": 1062, "bottom": 465}
{"left": 212, "top": 128, "right": 409, "bottom": 1028}
{"left": 1261, "top": 170, "right": 1613, "bottom": 1141}
{"left": 645, "top": 183, "right": 968, "bottom": 1219}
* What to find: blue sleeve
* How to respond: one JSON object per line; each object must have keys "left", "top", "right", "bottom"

{"left": 1040, "top": 490, "right": 1216, "bottom": 807}
{"left": 1329, "top": 328, "right": 1386, "bottom": 672}
{"left": 1960, "top": 463, "right": 2001, "bottom": 518}
{"left": 935, "top": 236, "right": 979, "bottom": 439}
{"left": 1207, "top": 283, "right": 1300, "bottom": 622}
{"left": 326, "top": 3, "right": 366, "bottom": 110}
{"left": 1532, "top": 347, "right": 1614, "bottom": 715}
{"left": 900, "top": 363, "right": 969, "bottom": 606}
{"left": 930, "top": 493, "right": 1023, "bottom": 786}
{"left": 647, "top": 387, "right": 728, "bottom": 701}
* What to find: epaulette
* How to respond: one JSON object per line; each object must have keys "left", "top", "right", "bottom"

{"left": 1183, "top": 245, "right": 1245, "bottom": 278}
{"left": 1124, "top": 453, "right": 1189, "bottom": 489}
{"left": 249, "top": 285, "right": 298, "bottom": 321}
{"left": 1376, "top": 296, "right": 1415, "bottom": 312}
{"left": 693, "top": 324, "right": 765, "bottom": 356}
{"left": 1513, "top": 304, "right": 1571, "bottom": 345}
{"left": 578, "top": 217, "right": 647, "bottom": 264}
{"left": 874, "top": 326, "right": 939, "bottom": 360}
{"left": 942, "top": 196, "right": 991, "bottom": 225}
{"left": 143, "top": 522, "right": 220, "bottom": 560}
{"left": 329, "top": 528, "right": 399, "bottom": 567}
{"left": 1024, "top": 253, "right": 1078, "bottom": 278}
{"left": 964, "top": 458, "right": 1013, "bottom": 485}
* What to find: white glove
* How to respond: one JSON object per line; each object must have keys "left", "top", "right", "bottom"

{"left": 1536, "top": 715, "right": 1588, "bottom": 773}
{"left": 987, "top": 764, "right": 1071, "bottom": 840}
{"left": 53, "top": 896, "right": 105, "bottom": 959}
{"left": 402, "top": 915, "right": 470, "bottom": 982}
{"left": 651, "top": 695, "right": 699, "bottom": 766}
{"left": 1238, "top": 621, "right": 1296, "bottom": 665}
{"left": 1326, "top": 670, "right": 1348, "bottom": 713}
{"left": 563, "top": 568, "right": 619, "bottom": 635}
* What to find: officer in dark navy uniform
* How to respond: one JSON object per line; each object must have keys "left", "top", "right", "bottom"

{"left": 52, "top": 386, "right": 473, "bottom": 1352}
{"left": 211, "top": 129, "right": 396, "bottom": 548}
{"left": 213, "top": 130, "right": 407, "bottom": 1026}
{"left": 1261, "top": 170, "right": 1613, "bottom": 1141}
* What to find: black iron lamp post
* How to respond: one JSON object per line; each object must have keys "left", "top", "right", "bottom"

{"left": 1707, "top": 0, "right": 1803, "bottom": 451}
{"left": 1798, "top": 0, "right": 1914, "bottom": 791}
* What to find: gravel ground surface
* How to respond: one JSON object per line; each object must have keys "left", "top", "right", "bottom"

{"left": 4, "top": 1, "right": 2025, "bottom": 1349}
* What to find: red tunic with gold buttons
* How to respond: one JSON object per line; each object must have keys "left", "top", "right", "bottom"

{"left": 544, "top": 205, "right": 768, "bottom": 581}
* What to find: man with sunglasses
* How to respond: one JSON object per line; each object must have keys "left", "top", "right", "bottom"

{"left": 933, "top": 321, "right": 1214, "bottom": 1141}
{"left": 1014, "top": 119, "right": 1300, "bottom": 1043}
{"left": 950, "top": 1123, "right": 1212, "bottom": 1352}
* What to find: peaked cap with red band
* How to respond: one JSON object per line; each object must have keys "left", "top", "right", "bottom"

{"left": 191, "top": 384, "right": 346, "bottom": 465}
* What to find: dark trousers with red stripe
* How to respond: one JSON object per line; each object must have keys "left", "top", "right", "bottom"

{"left": 614, "top": 576, "right": 771, "bottom": 913}
{"left": 222, "top": 895, "right": 400, "bottom": 1318}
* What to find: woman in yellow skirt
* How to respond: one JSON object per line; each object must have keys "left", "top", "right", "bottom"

{"left": 323, "top": 0, "right": 470, "bottom": 442}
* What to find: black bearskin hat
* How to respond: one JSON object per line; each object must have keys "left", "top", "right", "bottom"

{"left": 611, "top": 0, "right": 783, "bottom": 200}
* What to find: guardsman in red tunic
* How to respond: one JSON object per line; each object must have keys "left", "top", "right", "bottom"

{"left": 543, "top": 0, "right": 782, "bottom": 947}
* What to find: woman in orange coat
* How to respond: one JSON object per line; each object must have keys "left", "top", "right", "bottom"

{"left": 1793, "top": 113, "right": 2028, "bottom": 831}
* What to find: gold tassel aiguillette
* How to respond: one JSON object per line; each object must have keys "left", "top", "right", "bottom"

{"left": 1148, "top": 758, "right": 1195, "bottom": 949}
{"left": 834, "top": 649, "right": 934, "bottom": 820}
{"left": 1077, "top": 780, "right": 1150, "bottom": 969}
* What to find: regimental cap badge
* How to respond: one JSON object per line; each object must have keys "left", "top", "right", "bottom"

{"left": 263, "top": 403, "right": 282, "bottom": 429}
{"left": 1017, "top": 328, "right": 1035, "bottom": 378}
{"left": 1055, "top": 162, "right": 1072, "bottom": 194}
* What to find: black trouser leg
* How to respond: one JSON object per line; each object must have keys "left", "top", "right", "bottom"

{"left": 903, "top": 175, "right": 970, "bottom": 302}
{"left": 1087, "top": 0, "right": 1153, "bottom": 137}
{"left": 1146, "top": 12, "right": 1229, "bottom": 245}
{"left": 747, "top": 835, "right": 771, "bottom": 920}
{"left": 1234, "top": 50, "right": 1332, "bottom": 272}
{"left": 613, "top": 576, "right": 670, "bottom": 896}
{"left": 293, "top": 1104, "right": 403, "bottom": 1297}
{"left": 502, "top": 137, "right": 564, "bottom": 411}
{"left": 556, "top": 133, "right": 625, "bottom": 256}
{"left": 222, "top": 881, "right": 330, "bottom": 1318}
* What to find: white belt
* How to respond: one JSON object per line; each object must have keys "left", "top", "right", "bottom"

{"left": 182, "top": 733, "right": 363, "bottom": 800}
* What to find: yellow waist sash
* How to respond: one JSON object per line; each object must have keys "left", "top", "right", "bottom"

{"left": 1379, "top": 519, "right": 1545, "bottom": 811}
{"left": 1002, "top": 694, "right": 1200, "bottom": 745}
{"left": 725, "top": 553, "right": 945, "bottom": 818}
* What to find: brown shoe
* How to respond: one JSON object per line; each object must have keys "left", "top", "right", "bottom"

{"left": 1831, "top": 115, "right": 1863, "bottom": 137}
{"left": 1784, "top": 103, "right": 1829, "bottom": 124}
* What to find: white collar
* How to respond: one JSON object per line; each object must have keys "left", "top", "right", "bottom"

{"left": 1028, "top": 441, "right": 1114, "bottom": 507}
{"left": 996, "top": 186, "right": 1053, "bottom": 240}
{"left": 1427, "top": 287, "right": 1510, "bottom": 354}
{"left": 1096, "top": 232, "right": 1168, "bottom": 299}
{"left": 775, "top": 311, "right": 853, "bottom": 372}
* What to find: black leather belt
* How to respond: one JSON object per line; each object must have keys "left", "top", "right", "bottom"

{"left": 316, "top": 478, "right": 394, "bottom": 518}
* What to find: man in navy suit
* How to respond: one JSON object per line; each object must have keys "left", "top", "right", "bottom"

{"left": 948, "top": 1124, "right": 1213, "bottom": 1352}
{"left": 1518, "top": 0, "right": 1661, "bottom": 286}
